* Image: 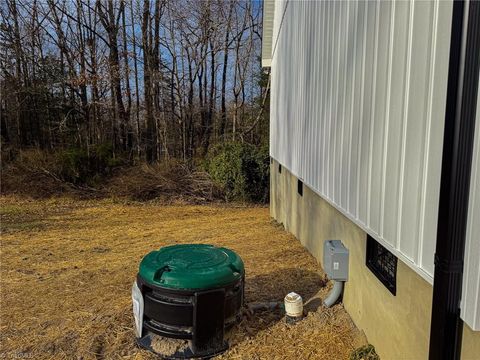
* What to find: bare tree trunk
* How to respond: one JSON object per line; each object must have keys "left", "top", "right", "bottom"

{"left": 128, "top": 0, "right": 141, "bottom": 159}
{"left": 10, "top": 0, "right": 24, "bottom": 147}
{"left": 186, "top": 48, "right": 194, "bottom": 160}
{"left": 204, "top": 37, "right": 216, "bottom": 154}
{"left": 142, "top": 0, "right": 155, "bottom": 162}
{"left": 97, "top": 0, "right": 128, "bottom": 152}
{"left": 152, "top": 0, "right": 163, "bottom": 160}
{"left": 86, "top": 2, "right": 101, "bottom": 144}
{"left": 76, "top": 0, "right": 90, "bottom": 151}
{"left": 121, "top": 0, "right": 132, "bottom": 151}
{"left": 220, "top": 2, "right": 233, "bottom": 139}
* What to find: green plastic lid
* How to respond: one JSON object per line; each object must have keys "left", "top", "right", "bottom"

{"left": 138, "top": 244, "right": 244, "bottom": 290}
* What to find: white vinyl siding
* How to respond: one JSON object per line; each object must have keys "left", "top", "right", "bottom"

{"left": 461, "top": 73, "right": 480, "bottom": 331}
{"left": 270, "top": 0, "right": 453, "bottom": 283}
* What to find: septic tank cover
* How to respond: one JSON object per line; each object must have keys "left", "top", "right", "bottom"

{"left": 139, "top": 244, "right": 244, "bottom": 290}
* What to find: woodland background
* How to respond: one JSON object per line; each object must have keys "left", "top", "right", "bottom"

{"left": 0, "top": 0, "right": 270, "bottom": 202}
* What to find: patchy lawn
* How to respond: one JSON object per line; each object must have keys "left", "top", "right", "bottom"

{"left": 0, "top": 196, "right": 367, "bottom": 359}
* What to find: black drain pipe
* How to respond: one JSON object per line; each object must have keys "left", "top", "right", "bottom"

{"left": 429, "top": 1, "right": 480, "bottom": 359}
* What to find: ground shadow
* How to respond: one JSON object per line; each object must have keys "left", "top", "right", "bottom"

{"left": 229, "top": 268, "right": 328, "bottom": 340}
{"left": 245, "top": 267, "right": 327, "bottom": 303}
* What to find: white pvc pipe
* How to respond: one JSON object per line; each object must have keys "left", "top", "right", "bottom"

{"left": 323, "top": 281, "right": 344, "bottom": 308}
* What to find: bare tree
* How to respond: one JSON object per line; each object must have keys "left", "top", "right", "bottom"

{"left": 0, "top": 0, "right": 265, "bottom": 160}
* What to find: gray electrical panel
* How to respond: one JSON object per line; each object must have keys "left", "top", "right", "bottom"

{"left": 323, "top": 240, "right": 349, "bottom": 281}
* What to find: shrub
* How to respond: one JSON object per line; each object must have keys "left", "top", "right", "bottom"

{"left": 350, "top": 344, "right": 380, "bottom": 360}
{"left": 204, "top": 142, "right": 269, "bottom": 202}
{"left": 104, "top": 161, "right": 221, "bottom": 202}
{"left": 1, "top": 149, "right": 76, "bottom": 197}
{"left": 56, "top": 148, "right": 90, "bottom": 184}
{"left": 2, "top": 144, "right": 268, "bottom": 203}
{"left": 55, "top": 144, "right": 123, "bottom": 185}
{"left": 92, "top": 143, "right": 123, "bottom": 169}
{"left": 1, "top": 144, "right": 125, "bottom": 197}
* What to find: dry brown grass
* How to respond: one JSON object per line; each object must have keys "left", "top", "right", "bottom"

{"left": 0, "top": 195, "right": 367, "bottom": 359}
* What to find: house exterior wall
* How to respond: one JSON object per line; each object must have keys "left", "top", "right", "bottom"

{"left": 269, "top": 0, "right": 479, "bottom": 331}
{"left": 270, "top": 160, "right": 480, "bottom": 359}
{"left": 270, "top": 0, "right": 452, "bottom": 282}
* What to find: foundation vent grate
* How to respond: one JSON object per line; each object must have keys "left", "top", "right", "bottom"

{"left": 297, "top": 180, "right": 303, "bottom": 196}
{"left": 366, "top": 235, "right": 397, "bottom": 295}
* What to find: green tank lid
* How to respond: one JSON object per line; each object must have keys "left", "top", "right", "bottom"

{"left": 138, "top": 244, "right": 244, "bottom": 290}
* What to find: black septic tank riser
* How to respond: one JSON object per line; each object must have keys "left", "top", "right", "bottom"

{"left": 133, "top": 244, "right": 245, "bottom": 359}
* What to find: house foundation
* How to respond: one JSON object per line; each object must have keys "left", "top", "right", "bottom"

{"left": 270, "top": 159, "right": 480, "bottom": 359}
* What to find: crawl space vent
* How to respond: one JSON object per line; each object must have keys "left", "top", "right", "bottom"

{"left": 366, "top": 235, "right": 397, "bottom": 295}
{"left": 297, "top": 180, "right": 303, "bottom": 196}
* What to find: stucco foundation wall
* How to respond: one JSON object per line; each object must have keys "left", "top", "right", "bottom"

{"left": 270, "top": 160, "right": 480, "bottom": 359}
{"left": 462, "top": 324, "right": 480, "bottom": 360}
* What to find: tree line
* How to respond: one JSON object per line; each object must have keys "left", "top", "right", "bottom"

{"left": 0, "top": 0, "right": 268, "bottom": 163}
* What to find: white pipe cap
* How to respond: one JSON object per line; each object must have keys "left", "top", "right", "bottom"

{"left": 284, "top": 292, "right": 303, "bottom": 317}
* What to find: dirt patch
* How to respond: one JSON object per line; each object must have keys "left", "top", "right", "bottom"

{"left": 150, "top": 336, "right": 189, "bottom": 357}
{"left": 0, "top": 195, "right": 368, "bottom": 359}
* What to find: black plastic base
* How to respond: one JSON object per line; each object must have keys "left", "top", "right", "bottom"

{"left": 137, "top": 332, "right": 228, "bottom": 359}
{"left": 136, "top": 274, "right": 244, "bottom": 358}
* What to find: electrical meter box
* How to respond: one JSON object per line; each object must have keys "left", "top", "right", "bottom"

{"left": 323, "top": 240, "right": 349, "bottom": 281}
